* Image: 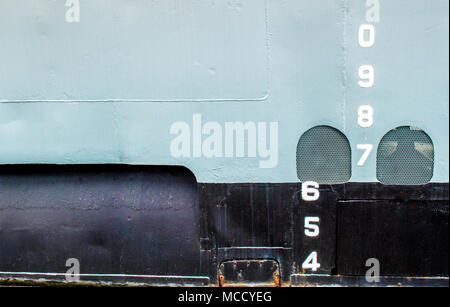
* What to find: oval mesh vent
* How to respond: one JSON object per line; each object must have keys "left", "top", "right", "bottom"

{"left": 296, "top": 126, "right": 351, "bottom": 184}
{"left": 377, "top": 126, "right": 434, "bottom": 185}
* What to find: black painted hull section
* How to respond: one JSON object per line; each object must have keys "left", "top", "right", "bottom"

{"left": 199, "top": 182, "right": 449, "bottom": 284}
{"left": 0, "top": 166, "right": 448, "bottom": 286}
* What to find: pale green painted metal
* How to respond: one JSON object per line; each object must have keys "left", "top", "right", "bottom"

{"left": 0, "top": 0, "right": 448, "bottom": 183}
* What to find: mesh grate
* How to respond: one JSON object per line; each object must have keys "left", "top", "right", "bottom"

{"left": 377, "top": 126, "right": 434, "bottom": 185}
{"left": 296, "top": 126, "right": 351, "bottom": 184}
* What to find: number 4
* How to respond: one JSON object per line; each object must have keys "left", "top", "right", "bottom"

{"left": 302, "top": 251, "right": 321, "bottom": 272}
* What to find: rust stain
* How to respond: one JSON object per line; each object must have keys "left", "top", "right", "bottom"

{"left": 273, "top": 270, "right": 281, "bottom": 287}
{"left": 218, "top": 273, "right": 225, "bottom": 287}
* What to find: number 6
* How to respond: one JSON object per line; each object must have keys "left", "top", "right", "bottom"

{"left": 302, "top": 181, "right": 320, "bottom": 201}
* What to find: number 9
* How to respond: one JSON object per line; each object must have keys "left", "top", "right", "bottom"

{"left": 358, "top": 65, "right": 374, "bottom": 88}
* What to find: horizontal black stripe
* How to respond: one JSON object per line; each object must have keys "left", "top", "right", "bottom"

{"left": 0, "top": 165, "right": 448, "bottom": 285}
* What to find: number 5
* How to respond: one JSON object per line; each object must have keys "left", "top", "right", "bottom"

{"left": 304, "top": 217, "right": 320, "bottom": 237}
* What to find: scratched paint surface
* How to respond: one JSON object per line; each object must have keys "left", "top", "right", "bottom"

{"left": 0, "top": 0, "right": 448, "bottom": 183}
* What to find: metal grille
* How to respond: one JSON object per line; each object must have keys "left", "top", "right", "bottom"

{"left": 377, "top": 126, "right": 434, "bottom": 185}
{"left": 296, "top": 126, "right": 351, "bottom": 184}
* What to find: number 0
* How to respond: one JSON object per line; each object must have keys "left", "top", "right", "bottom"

{"left": 359, "top": 24, "right": 375, "bottom": 48}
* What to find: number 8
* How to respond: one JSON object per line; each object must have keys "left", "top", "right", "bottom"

{"left": 358, "top": 105, "right": 374, "bottom": 128}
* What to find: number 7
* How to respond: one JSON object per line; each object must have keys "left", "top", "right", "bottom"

{"left": 357, "top": 144, "right": 374, "bottom": 166}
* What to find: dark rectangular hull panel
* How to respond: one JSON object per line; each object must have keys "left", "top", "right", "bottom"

{"left": 337, "top": 200, "right": 449, "bottom": 276}
{"left": 0, "top": 165, "right": 201, "bottom": 281}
